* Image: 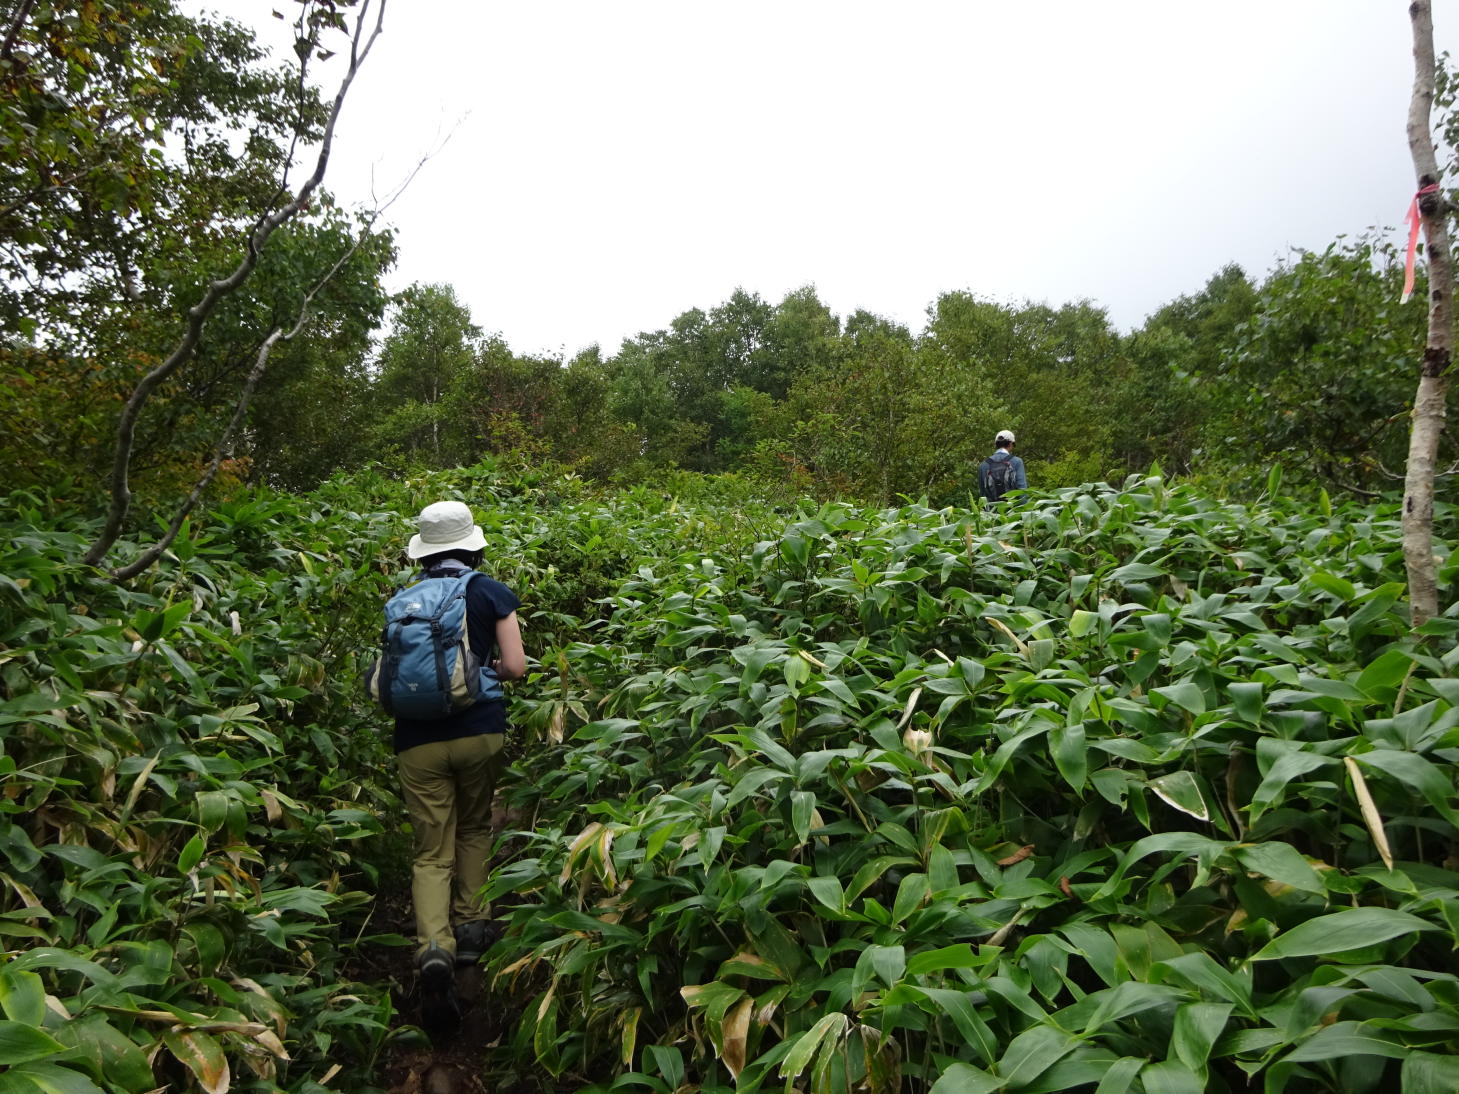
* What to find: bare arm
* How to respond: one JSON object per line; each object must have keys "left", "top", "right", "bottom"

{"left": 493, "top": 612, "right": 527, "bottom": 680}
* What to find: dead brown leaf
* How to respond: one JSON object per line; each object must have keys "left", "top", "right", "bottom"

{"left": 996, "top": 844, "right": 1034, "bottom": 867}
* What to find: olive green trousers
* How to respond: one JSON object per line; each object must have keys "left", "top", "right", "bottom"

{"left": 396, "top": 733, "right": 504, "bottom": 956}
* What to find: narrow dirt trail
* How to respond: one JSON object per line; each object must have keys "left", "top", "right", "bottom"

{"left": 363, "top": 803, "right": 537, "bottom": 1094}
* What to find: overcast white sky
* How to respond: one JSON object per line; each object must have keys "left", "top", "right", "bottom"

{"left": 232, "top": 1, "right": 1454, "bottom": 358}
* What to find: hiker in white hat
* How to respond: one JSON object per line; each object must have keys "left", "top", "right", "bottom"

{"left": 389, "top": 500, "right": 526, "bottom": 1030}
{"left": 978, "top": 428, "right": 1027, "bottom": 504}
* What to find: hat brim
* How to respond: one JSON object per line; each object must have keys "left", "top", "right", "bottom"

{"left": 406, "top": 525, "right": 486, "bottom": 559}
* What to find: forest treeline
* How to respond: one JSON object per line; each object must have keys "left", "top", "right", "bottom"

{"left": 0, "top": 1, "right": 1453, "bottom": 514}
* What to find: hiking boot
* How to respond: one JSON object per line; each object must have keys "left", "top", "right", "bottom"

{"left": 453, "top": 920, "right": 493, "bottom": 966}
{"left": 417, "top": 944, "right": 461, "bottom": 1034}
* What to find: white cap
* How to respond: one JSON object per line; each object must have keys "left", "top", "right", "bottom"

{"left": 407, "top": 500, "right": 486, "bottom": 559}
{"left": 995, "top": 429, "right": 1016, "bottom": 445}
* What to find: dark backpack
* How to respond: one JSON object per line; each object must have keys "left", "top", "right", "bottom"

{"left": 365, "top": 569, "right": 503, "bottom": 720}
{"left": 983, "top": 454, "right": 1018, "bottom": 502}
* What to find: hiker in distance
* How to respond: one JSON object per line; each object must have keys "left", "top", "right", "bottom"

{"left": 366, "top": 500, "right": 526, "bottom": 1031}
{"left": 978, "top": 428, "right": 1027, "bottom": 504}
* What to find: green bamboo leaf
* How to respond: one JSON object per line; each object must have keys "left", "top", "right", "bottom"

{"left": 1282, "top": 1020, "right": 1407, "bottom": 1062}
{"left": 1285, "top": 675, "right": 1366, "bottom": 702}
{"left": 195, "top": 790, "right": 230, "bottom": 835}
{"left": 1084, "top": 981, "right": 1188, "bottom": 1035}
{"left": 1356, "top": 649, "right": 1416, "bottom": 700}
{"left": 1111, "top": 921, "right": 1183, "bottom": 980}
{"left": 0, "top": 1022, "right": 66, "bottom": 1065}
{"left": 1307, "top": 572, "right": 1356, "bottom": 602}
{"left": 731, "top": 645, "right": 782, "bottom": 685}
{"left": 1111, "top": 562, "right": 1165, "bottom": 583}
{"left": 906, "top": 944, "right": 982, "bottom": 977}
{"left": 726, "top": 767, "right": 787, "bottom": 806}
{"left": 645, "top": 1044, "right": 684, "bottom": 1090}
{"left": 1354, "top": 749, "right": 1459, "bottom": 827}
{"left": 1093, "top": 1057, "right": 1145, "bottom": 1094}
{"left": 1402, "top": 1050, "right": 1459, "bottom": 1093}
{"left": 1142, "top": 612, "right": 1172, "bottom": 645}
{"left": 928, "top": 1062, "right": 1000, "bottom": 1094}
{"left": 1138, "top": 1059, "right": 1205, "bottom": 1094}
{"left": 806, "top": 875, "right": 845, "bottom": 915}
{"left": 761, "top": 859, "right": 797, "bottom": 892}
{"left": 698, "top": 826, "right": 726, "bottom": 869}
{"left": 1171, "top": 1002, "right": 1233, "bottom": 1073}
{"left": 929, "top": 844, "right": 959, "bottom": 891}
{"left": 891, "top": 873, "right": 930, "bottom": 925}
{"left": 996, "top": 1024, "right": 1080, "bottom": 1088}
{"left": 973, "top": 724, "right": 1051, "bottom": 793}
{"left": 176, "top": 835, "right": 206, "bottom": 874}
{"left": 1250, "top": 749, "right": 1335, "bottom": 819}
{"left": 54, "top": 1015, "right": 153, "bottom": 1093}
{"left": 679, "top": 981, "right": 744, "bottom": 1021}
{"left": 531, "top": 989, "right": 560, "bottom": 1073}
{"left": 1152, "top": 680, "right": 1206, "bottom": 716}
{"left": 1228, "top": 681, "right": 1264, "bottom": 724}
{"left": 0, "top": 968, "right": 44, "bottom": 1026}
{"left": 778, "top": 1012, "right": 847, "bottom": 1081}
{"left": 778, "top": 533, "right": 811, "bottom": 568}
{"left": 1355, "top": 966, "right": 1432, "bottom": 1011}
{"left": 1059, "top": 923, "right": 1121, "bottom": 987}
{"left": 1252, "top": 908, "right": 1438, "bottom": 961}
{"left": 917, "top": 988, "right": 997, "bottom": 1065}
{"left": 859, "top": 944, "right": 905, "bottom": 989}
{"left": 1231, "top": 842, "right": 1324, "bottom": 894}
{"left": 1213, "top": 1027, "right": 1287, "bottom": 1058}
{"left": 2, "top": 1063, "right": 105, "bottom": 1094}
{"left": 1029, "top": 638, "right": 1055, "bottom": 671}
{"left": 789, "top": 790, "right": 815, "bottom": 845}
{"left": 1146, "top": 770, "right": 1209, "bottom": 821}
{"left": 715, "top": 951, "right": 786, "bottom": 982}
{"left": 1050, "top": 722, "right": 1088, "bottom": 791}
{"left": 1154, "top": 952, "right": 1254, "bottom": 1015}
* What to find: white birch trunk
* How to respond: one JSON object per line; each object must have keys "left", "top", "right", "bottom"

{"left": 1402, "top": 0, "right": 1454, "bottom": 626}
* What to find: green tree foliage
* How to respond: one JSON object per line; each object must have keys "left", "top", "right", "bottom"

{"left": 348, "top": 251, "right": 1452, "bottom": 508}
{"left": 0, "top": 0, "right": 395, "bottom": 503}
{"left": 1203, "top": 240, "right": 1439, "bottom": 493}
{"left": 776, "top": 311, "right": 957, "bottom": 503}
{"left": 371, "top": 283, "right": 482, "bottom": 465}
{"left": 548, "top": 345, "right": 642, "bottom": 477}
{"left": 0, "top": 1, "right": 318, "bottom": 339}
{"left": 1113, "top": 264, "right": 1258, "bottom": 476}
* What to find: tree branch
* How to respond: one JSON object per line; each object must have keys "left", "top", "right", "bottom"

{"left": 0, "top": 0, "right": 37, "bottom": 63}
{"left": 107, "top": 116, "right": 431, "bottom": 581}
{"left": 83, "top": 0, "right": 389, "bottom": 570}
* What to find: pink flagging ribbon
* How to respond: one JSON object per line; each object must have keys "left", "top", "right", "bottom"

{"left": 1403, "top": 183, "right": 1441, "bottom": 303}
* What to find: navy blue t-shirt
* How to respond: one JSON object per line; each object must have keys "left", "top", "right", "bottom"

{"left": 392, "top": 565, "right": 521, "bottom": 753}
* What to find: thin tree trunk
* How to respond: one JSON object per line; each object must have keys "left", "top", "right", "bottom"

{"left": 1402, "top": 0, "right": 1454, "bottom": 626}
{"left": 108, "top": 191, "right": 402, "bottom": 580}
{"left": 83, "top": 0, "right": 388, "bottom": 569}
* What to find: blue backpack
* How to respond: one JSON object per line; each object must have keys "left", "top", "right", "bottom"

{"left": 365, "top": 569, "right": 503, "bottom": 720}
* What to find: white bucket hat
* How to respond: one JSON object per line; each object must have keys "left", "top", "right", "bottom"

{"left": 407, "top": 500, "right": 486, "bottom": 559}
